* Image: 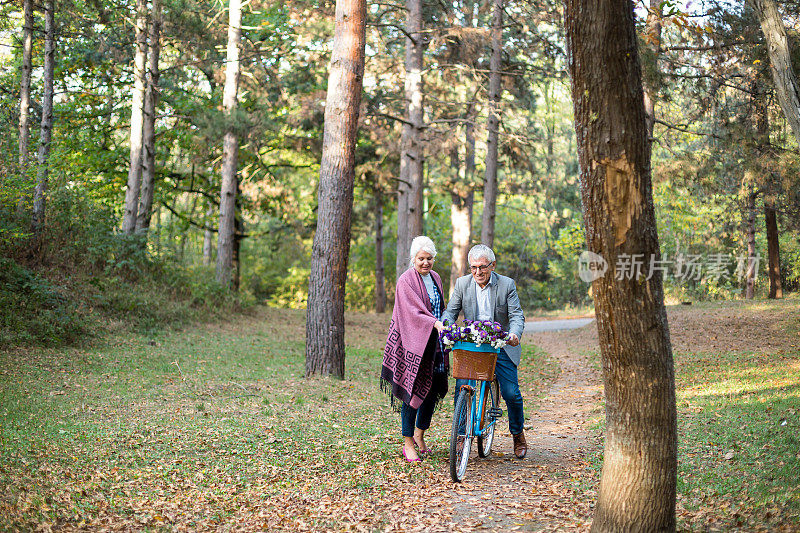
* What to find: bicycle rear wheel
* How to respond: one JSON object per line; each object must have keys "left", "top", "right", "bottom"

{"left": 449, "top": 387, "right": 473, "bottom": 482}
{"left": 477, "top": 379, "right": 499, "bottom": 458}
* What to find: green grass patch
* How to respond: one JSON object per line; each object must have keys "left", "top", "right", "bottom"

{"left": 0, "top": 308, "right": 558, "bottom": 530}
{"left": 674, "top": 349, "right": 800, "bottom": 530}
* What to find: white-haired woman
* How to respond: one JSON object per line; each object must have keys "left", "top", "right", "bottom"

{"left": 380, "top": 236, "right": 449, "bottom": 462}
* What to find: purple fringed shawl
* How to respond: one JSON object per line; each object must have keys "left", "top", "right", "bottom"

{"left": 381, "top": 268, "right": 448, "bottom": 409}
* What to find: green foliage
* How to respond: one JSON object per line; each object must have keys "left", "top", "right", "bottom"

{"left": 0, "top": 258, "right": 88, "bottom": 346}
{"left": 0, "top": 181, "right": 242, "bottom": 346}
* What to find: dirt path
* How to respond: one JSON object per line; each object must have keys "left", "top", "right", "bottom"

{"left": 446, "top": 325, "right": 603, "bottom": 532}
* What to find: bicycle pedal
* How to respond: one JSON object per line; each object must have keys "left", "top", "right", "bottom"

{"left": 488, "top": 407, "right": 503, "bottom": 418}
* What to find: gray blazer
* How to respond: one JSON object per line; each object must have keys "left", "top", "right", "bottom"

{"left": 442, "top": 272, "right": 526, "bottom": 366}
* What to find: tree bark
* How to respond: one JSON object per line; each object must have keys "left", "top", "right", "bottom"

{"left": 450, "top": 145, "right": 473, "bottom": 296}
{"left": 765, "top": 203, "right": 782, "bottom": 299}
{"left": 481, "top": 0, "right": 503, "bottom": 248}
{"left": 642, "top": 0, "right": 662, "bottom": 140}
{"left": 122, "top": 0, "right": 148, "bottom": 234}
{"left": 749, "top": 0, "right": 800, "bottom": 144}
{"left": 233, "top": 201, "right": 244, "bottom": 292}
{"left": 216, "top": 0, "right": 242, "bottom": 287}
{"left": 31, "top": 0, "right": 56, "bottom": 239}
{"left": 375, "top": 188, "right": 386, "bottom": 313}
{"left": 564, "top": 1, "right": 677, "bottom": 531}
{"left": 305, "top": 0, "right": 367, "bottom": 378}
{"left": 745, "top": 191, "right": 758, "bottom": 300}
{"left": 136, "top": 0, "right": 162, "bottom": 235}
{"left": 396, "top": 0, "right": 425, "bottom": 279}
{"left": 17, "top": 0, "right": 34, "bottom": 186}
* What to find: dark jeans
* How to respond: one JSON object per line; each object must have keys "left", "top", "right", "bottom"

{"left": 400, "top": 392, "right": 438, "bottom": 437}
{"left": 455, "top": 348, "right": 525, "bottom": 435}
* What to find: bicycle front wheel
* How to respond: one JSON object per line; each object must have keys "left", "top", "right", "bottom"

{"left": 450, "top": 387, "right": 473, "bottom": 482}
{"left": 477, "top": 378, "right": 499, "bottom": 458}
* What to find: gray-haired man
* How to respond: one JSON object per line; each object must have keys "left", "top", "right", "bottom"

{"left": 442, "top": 244, "right": 528, "bottom": 458}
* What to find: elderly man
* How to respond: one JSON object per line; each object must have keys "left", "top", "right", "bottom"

{"left": 442, "top": 244, "right": 528, "bottom": 458}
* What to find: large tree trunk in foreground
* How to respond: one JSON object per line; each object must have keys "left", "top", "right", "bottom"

{"left": 121, "top": 0, "right": 148, "bottom": 235}
{"left": 749, "top": 0, "right": 800, "bottom": 144}
{"left": 31, "top": 0, "right": 56, "bottom": 239}
{"left": 136, "top": 0, "right": 162, "bottom": 235}
{"left": 216, "top": 0, "right": 242, "bottom": 287}
{"left": 305, "top": 0, "right": 367, "bottom": 378}
{"left": 481, "top": 0, "right": 503, "bottom": 248}
{"left": 564, "top": 1, "right": 677, "bottom": 531}
{"left": 375, "top": 188, "right": 387, "bottom": 314}
{"left": 17, "top": 0, "right": 34, "bottom": 186}
{"left": 765, "top": 203, "right": 782, "bottom": 299}
{"left": 396, "top": 0, "right": 425, "bottom": 278}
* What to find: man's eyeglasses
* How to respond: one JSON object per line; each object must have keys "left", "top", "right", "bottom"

{"left": 470, "top": 263, "right": 492, "bottom": 273}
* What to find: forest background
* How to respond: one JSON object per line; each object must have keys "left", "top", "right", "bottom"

{"left": 1, "top": 0, "right": 798, "bottom": 347}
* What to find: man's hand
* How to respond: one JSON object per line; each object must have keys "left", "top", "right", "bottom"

{"left": 507, "top": 333, "right": 520, "bottom": 347}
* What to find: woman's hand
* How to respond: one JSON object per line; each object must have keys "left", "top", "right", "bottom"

{"left": 434, "top": 320, "right": 444, "bottom": 334}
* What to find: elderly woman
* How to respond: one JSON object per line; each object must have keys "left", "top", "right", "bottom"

{"left": 381, "top": 235, "right": 448, "bottom": 462}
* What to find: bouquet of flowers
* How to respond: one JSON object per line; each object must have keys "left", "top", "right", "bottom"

{"left": 440, "top": 319, "right": 509, "bottom": 350}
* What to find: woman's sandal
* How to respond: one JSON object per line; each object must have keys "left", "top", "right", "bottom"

{"left": 401, "top": 447, "right": 423, "bottom": 463}
{"left": 414, "top": 439, "right": 432, "bottom": 456}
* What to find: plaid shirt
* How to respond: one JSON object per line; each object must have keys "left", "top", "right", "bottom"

{"left": 429, "top": 284, "right": 448, "bottom": 374}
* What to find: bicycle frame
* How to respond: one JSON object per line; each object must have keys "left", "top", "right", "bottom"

{"left": 460, "top": 378, "right": 497, "bottom": 438}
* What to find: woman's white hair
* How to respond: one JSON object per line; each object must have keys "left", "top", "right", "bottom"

{"left": 409, "top": 235, "right": 437, "bottom": 267}
{"left": 468, "top": 244, "right": 495, "bottom": 264}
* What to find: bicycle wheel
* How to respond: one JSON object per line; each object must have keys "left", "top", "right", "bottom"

{"left": 449, "top": 387, "right": 473, "bottom": 482}
{"left": 477, "top": 378, "right": 499, "bottom": 458}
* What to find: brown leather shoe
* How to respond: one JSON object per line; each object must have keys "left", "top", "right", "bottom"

{"left": 513, "top": 431, "right": 527, "bottom": 459}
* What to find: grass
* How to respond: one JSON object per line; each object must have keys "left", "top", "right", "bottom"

{"left": 0, "top": 307, "right": 557, "bottom": 531}
{"left": 675, "top": 349, "right": 800, "bottom": 530}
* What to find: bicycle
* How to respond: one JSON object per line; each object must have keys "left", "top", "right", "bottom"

{"left": 448, "top": 341, "right": 503, "bottom": 482}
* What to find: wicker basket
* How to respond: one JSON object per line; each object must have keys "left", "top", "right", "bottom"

{"left": 451, "top": 347, "right": 498, "bottom": 381}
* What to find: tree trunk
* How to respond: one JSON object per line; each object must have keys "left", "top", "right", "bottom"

{"left": 395, "top": 184, "right": 409, "bottom": 279}
{"left": 374, "top": 188, "right": 386, "bottom": 313}
{"left": 136, "top": 0, "right": 162, "bottom": 236}
{"left": 749, "top": 0, "right": 800, "bottom": 144}
{"left": 745, "top": 191, "right": 758, "bottom": 300}
{"left": 17, "top": 0, "right": 34, "bottom": 186}
{"left": 154, "top": 205, "right": 161, "bottom": 256}
{"left": 179, "top": 194, "right": 198, "bottom": 262}
{"left": 396, "top": 0, "right": 425, "bottom": 278}
{"left": 450, "top": 145, "right": 473, "bottom": 297}
{"left": 765, "top": 203, "right": 782, "bottom": 299}
{"left": 203, "top": 203, "right": 214, "bottom": 266}
{"left": 543, "top": 81, "right": 555, "bottom": 177}
{"left": 122, "top": 0, "right": 148, "bottom": 234}
{"left": 216, "top": 0, "right": 242, "bottom": 287}
{"left": 31, "top": 0, "right": 56, "bottom": 239}
{"left": 481, "top": 0, "right": 503, "bottom": 248}
{"left": 233, "top": 201, "right": 244, "bottom": 292}
{"left": 642, "top": 0, "right": 662, "bottom": 140}
{"left": 304, "top": 0, "right": 367, "bottom": 378}
{"left": 564, "top": 1, "right": 677, "bottom": 531}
